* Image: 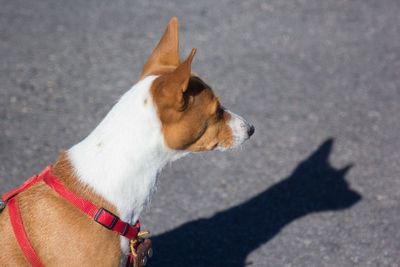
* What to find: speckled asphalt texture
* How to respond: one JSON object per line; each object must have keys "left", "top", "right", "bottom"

{"left": 1, "top": 0, "right": 399, "bottom": 266}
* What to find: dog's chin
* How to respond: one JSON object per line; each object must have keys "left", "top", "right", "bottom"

{"left": 215, "top": 136, "right": 250, "bottom": 151}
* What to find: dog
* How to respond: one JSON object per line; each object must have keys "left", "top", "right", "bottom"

{"left": 0, "top": 17, "right": 254, "bottom": 266}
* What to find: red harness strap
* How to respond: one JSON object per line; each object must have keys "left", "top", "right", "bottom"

{"left": 2, "top": 166, "right": 140, "bottom": 266}
{"left": 7, "top": 198, "right": 44, "bottom": 267}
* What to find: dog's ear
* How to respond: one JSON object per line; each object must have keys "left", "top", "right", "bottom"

{"left": 167, "top": 48, "right": 196, "bottom": 92}
{"left": 161, "top": 48, "right": 197, "bottom": 110}
{"left": 141, "top": 17, "right": 180, "bottom": 79}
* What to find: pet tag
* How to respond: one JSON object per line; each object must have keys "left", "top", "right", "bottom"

{"left": 131, "top": 230, "right": 153, "bottom": 267}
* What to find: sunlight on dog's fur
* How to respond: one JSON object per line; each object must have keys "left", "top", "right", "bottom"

{"left": 0, "top": 17, "right": 254, "bottom": 266}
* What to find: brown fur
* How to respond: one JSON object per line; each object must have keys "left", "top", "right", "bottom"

{"left": 0, "top": 153, "right": 121, "bottom": 266}
{"left": 143, "top": 17, "right": 233, "bottom": 151}
{"left": 151, "top": 75, "right": 233, "bottom": 151}
{"left": 141, "top": 17, "right": 180, "bottom": 79}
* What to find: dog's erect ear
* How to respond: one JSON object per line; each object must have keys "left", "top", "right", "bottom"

{"left": 167, "top": 48, "right": 196, "bottom": 92}
{"left": 141, "top": 17, "right": 180, "bottom": 79}
{"left": 161, "top": 48, "right": 197, "bottom": 109}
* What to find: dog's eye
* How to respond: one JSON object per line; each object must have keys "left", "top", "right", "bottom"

{"left": 216, "top": 107, "right": 224, "bottom": 119}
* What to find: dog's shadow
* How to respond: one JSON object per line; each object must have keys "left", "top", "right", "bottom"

{"left": 150, "top": 138, "right": 362, "bottom": 267}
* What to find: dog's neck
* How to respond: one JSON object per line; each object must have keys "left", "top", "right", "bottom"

{"left": 67, "top": 76, "right": 183, "bottom": 223}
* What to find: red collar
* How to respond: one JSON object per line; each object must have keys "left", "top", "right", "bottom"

{"left": 1, "top": 166, "right": 141, "bottom": 267}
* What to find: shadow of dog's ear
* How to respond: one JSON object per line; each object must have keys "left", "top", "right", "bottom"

{"left": 288, "top": 138, "right": 361, "bottom": 211}
{"left": 296, "top": 138, "right": 334, "bottom": 171}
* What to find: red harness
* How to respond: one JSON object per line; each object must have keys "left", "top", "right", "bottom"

{"left": 1, "top": 166, "right": 141, "bottom": 267}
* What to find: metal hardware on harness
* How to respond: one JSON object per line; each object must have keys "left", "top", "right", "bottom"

{"left": 130, "top": 230, "right": 153, "bottom": 267}
{"left": 137, "top": 230, "right": 150, "bottom": 239}
{"left": 0, "top": 199, "right": 5, "bottom": 211}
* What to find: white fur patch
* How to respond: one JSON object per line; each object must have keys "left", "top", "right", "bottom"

{"left": 225, "top": 110, "right": 252, "bottom": 148}
{"left": 68, "top": 76, "right": 184, "bottom": 255}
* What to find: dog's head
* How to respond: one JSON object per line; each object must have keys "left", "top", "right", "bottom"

{"left": 142, "top": 17, "right": 254, "bottom": 152}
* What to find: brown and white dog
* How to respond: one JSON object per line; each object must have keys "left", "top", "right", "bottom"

{"left": 0, "top": 17, "right": 254, "bottom": 266}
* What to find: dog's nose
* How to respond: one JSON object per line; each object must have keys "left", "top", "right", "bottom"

{"left": 247, "top": 124, "right": 255, "bottom": 137}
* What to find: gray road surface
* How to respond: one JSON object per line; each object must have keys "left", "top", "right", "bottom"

{"left": 1, "top": 0, "right": 399, "bottom": 266}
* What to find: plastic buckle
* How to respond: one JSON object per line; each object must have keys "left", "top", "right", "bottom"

{"left": 94, "top": 208, "right": 119, "bottom": 230}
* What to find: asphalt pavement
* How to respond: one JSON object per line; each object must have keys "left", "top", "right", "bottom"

{"left": 1, "top": 0, "right": 399, "bottom": 266}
